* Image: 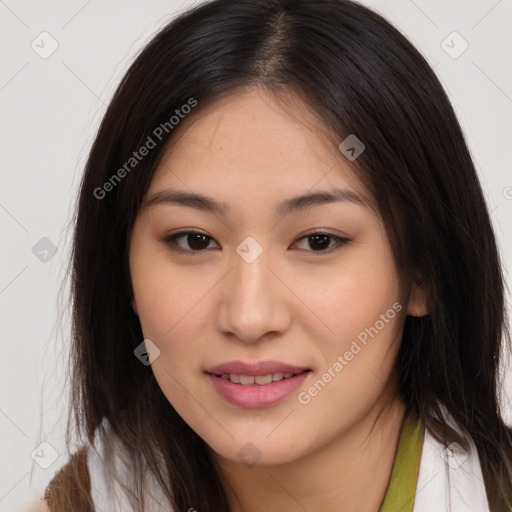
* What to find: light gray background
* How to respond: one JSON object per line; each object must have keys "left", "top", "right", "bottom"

{"left": 1, "top": 0, "right": 511, "bottom": 509}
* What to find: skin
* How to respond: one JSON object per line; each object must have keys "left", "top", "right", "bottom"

{"left": 129, "top": 86, "right": 427, "bottom": 512}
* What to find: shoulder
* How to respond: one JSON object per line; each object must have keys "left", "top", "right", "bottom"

{"left": 42, "top": 445, "right": 93, "bottom": 511}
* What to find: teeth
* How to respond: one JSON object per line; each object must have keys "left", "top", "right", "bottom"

{"left": 255, "top": 374, "right": 273, "bottom": 385}
{"left": 219, "top": 372, "right": 301, "bottom": 385}
{"left": 239, "top": 375, "right": 255, "bottom": 385}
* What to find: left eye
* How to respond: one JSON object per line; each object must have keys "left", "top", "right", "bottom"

{"left": 162, "top": 231, "right": 351, "bottom": 254}
{"left": 294, "top": 233, "right": 351, "bottom": 252}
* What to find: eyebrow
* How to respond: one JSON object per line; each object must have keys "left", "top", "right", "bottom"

{"left": 144, "top": 187, "right": 367, "bottom": 217}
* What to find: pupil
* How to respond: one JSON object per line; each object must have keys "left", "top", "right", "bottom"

{"left": 309, "top": 234, "right": 329, "bottom": 251}
{"left": 189, "top": 233, "right": 208, "bottom": 250}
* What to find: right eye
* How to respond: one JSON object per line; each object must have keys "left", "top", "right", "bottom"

{"left": 162, "top": 231, "right": 219, "bottom": 254}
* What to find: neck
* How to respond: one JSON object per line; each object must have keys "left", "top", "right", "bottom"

{"left": 210, "top": 391, "right": 406, "bottom": 512}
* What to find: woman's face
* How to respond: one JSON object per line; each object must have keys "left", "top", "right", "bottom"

{"left": 129, "top": 86, "right": 419, "bottom": 466}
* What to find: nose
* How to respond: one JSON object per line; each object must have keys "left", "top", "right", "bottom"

{"left": 216, "top": 245, "right": 291, "bottom": 344}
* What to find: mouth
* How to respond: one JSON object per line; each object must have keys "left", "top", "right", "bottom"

{"left": 205, "top": 361, "right": 312, "bottom": 408}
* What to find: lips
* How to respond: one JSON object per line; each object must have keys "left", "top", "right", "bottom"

{"left": 207, "top": 369, "right": 311, "bottom": 408}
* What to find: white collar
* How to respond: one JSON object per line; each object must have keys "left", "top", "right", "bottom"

{"left": 413, "top": 405, "right": 490, "bottom": 511}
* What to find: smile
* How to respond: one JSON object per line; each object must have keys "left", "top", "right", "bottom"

{"left": 218, "top": 372, "right": 299, "bottom": 385}
{"left": 207, "top": 370, "right": 311, "bottom": 408}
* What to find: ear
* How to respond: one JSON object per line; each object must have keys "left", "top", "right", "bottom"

{"left": 131, "top": 299, "right": 139, "bottom": 316}
{"left": 406, "top": 282, "right": 429, "bottom": 317}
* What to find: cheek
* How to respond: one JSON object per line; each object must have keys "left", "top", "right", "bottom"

{"left": 303, "top": 234, "right": 403, "bottom": 390}
{"left": 330, "top": 270, "right": 400, "bottom": 338}
{"left": 134, "top": 271, "right": 199, "bottom": 346}
{"left": 130, "top": 236, "right": 179, "bottom": 341}
{"left": 131, "top": 264, "right": 170, "bottom": 339}
{"left": 300, "top": 266, "right": 403, "bottom": 435}
{"left": 130, "top": 246, "right": 216, "bottom": 366}
{"left": 132, "top": 263, "right": 218, "bottom": 435}
{"left": 310, "top": 241, "right": 400, "bottom": 344}
{"left": 132, "top": 261, "right": 211, "bottom": 420}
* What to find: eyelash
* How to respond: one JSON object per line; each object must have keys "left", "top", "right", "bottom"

{"left": 162, "top": 231, "right": 352, "bottom": 255}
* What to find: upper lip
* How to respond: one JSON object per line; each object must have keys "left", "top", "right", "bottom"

{"left": 206, "top": 360, "right": 311, "bottom": 376}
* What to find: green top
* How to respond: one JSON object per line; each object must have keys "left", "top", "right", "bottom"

{"left": 379, "top": 412, "right": 424, "bottom": 512}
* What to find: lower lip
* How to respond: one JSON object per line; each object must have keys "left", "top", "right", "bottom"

{"left": 207, "top": 371, "right": 310, "bottom": 408}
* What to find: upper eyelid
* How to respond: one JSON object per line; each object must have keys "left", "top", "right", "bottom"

{"left": 166, "top": 230, "right": 343, "bottom": 242}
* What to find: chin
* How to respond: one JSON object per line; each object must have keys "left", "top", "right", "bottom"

{"left": 207, "top": 433, "right": 307, "bottom": 468}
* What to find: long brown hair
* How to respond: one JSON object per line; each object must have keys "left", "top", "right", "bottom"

{"left": 48, "top": 0, "right": 512, "bottom": 510}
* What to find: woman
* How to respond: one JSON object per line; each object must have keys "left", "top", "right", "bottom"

{"left": 30, "top": 0, "right": 512, "bottom": 510}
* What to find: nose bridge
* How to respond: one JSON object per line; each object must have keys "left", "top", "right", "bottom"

{"left": 232, "top": 235, "right": 272, "bottom": 298}
{"left": 218, "top": 237, "right": 290, "bottom": 342}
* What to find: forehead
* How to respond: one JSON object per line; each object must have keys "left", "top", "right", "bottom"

{"left": 147, "top": 86, "right": 373, "bottom": 210}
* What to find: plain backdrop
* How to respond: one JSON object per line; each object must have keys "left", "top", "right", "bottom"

{"left": 1, "top": 0, "right": 511, "bottom": 509}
